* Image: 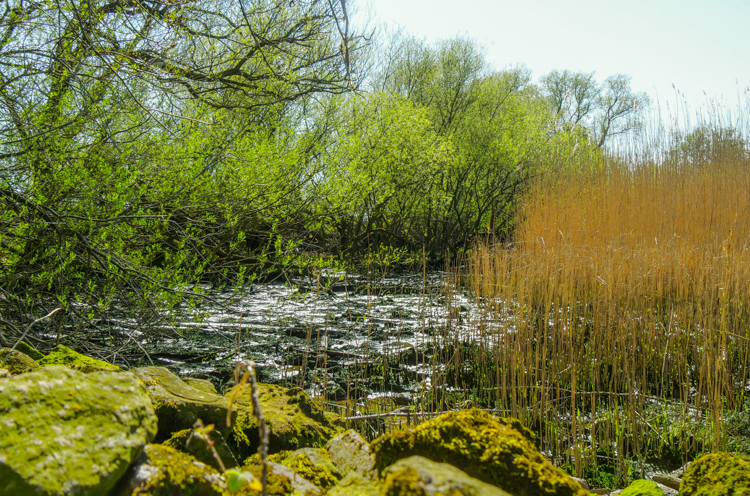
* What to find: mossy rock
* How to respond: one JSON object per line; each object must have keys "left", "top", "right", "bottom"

{"left": 382, "top": 455, "right": 512, "bottom": 496}
{"left": 113, "top": 444, "right": 226, "bottom": 496}
{"left": 0, "top": 366, "right": 157, "bottom": 496}
{"left": 619, "top": 480, "right": 665, "bottom": 495}
{"left": 37, "top": 344, "right": 120, "bottom": 372}
{"left": 227, "top": 383, "right": 343, "bottom": 460}
{"left": 163, "top": 428, "right": 239, "bottom": 472}
{"left": 133, "top": 366, "right": 235, "bottom": 442}
{"left": 326, "top": 472, "right": 379, "bottom": 496}
{"left": 235, "top": 461, "right": 296, "bottom": 496}
{"left": 183, "top": 377, "right": 219, "bottom": 395}
{"left": 0, "top": 348, "right": 39, "bottom": 375}
{"left": 371, "top": 408, "right": 588, "bottom": 496}
{"left": 326, "top": 429, "right": 377, "bottom": 480}
{"left": 13, "top": 341, "right": 44, "bottom": 361}
{"left": 275, "top": 447, "right": 342, "bottom": 489}
{"left": 679, "top": 452, "right": 750, "bottom": 495}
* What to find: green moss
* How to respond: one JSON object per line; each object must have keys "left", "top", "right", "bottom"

{"left": 0, "top": 348, "right": 39, "bottom": 375}
{"left": 371, "top": 408, "right": 587, "bottom": 496}
{"left": 281, "top": 447, "right": 342, "bottom": 489}
{"left": 37, "top": 345, "right": 120, "bottom": 372}
{"left": 679, "top": 452, "right": 750, "bottom": 496}
{"left": 13, "top": 342, "right": 44, "bottom": 361}
{"left": 163, "top": 428, "right": 239, "bottom": 472}
{"left": 183, "top": 377, "right": 219, "bottom": 394}
{"left": 327, "top": 472, "right": 380, "bottom": 496}
{"left": 238, "top": 459, "right": 295, "bottom": 496}
{"left": 619, "top": 480, "right": 664, "bottom": 496}
{"left": 128, "top": 444, "right": 225, "bottom": 496}
{"left": 227, "top": 383, "right": 344, "bottom": 460}
{"left": 0, "top": 366, "right": 157, "bottom": 496}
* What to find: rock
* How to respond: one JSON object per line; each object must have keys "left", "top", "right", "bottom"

{"left": 326, "top": 472, "right": 379, "bottom": 496}
{"left": 163, "top": 428, "right": 239, "bottom": 472}
{"left": 651, "top": 474, "right": 681, "bottom": 490}
{"left": 0, "top": 347, "right": 39, "bottom": 375}
{"left": 267, "top": 461, "right": 321, "bottom": 495}
{"left": 571, "top": 476, "right": 590, "bottom": 490}
{"left": 112, "top": 444, "right": 225, "bottom": 496}
{"left": 326, "top": 429, "right": 376, "bottom": 480}
{"left": 183, "top": 377, "right": 219, "bottom": 394}
{"left": 37, "top": 344, "right": 120, "bottom": 372}
{"left": 679, "top": 452, "right": 750, "bottom": 495}
{"left": 227, "top": 383, "right": 343, "bottom": 460}
{"left": 13, "top": 341, "right": 44, "bottom": 361}
{"left": 618, "top": 480, "right": 665, "bottom": 495}
{"left": 277, "top": 447, "right": 342, "bottom": 489}
{"left": 371, "top": 408, "right": 588, "bottom": 496}
{"left": 0, "top": 366, "right": 157, "bottom": 496}
{"left": 0, "top": 369, "right": 9, "bottom": 378}
{"left": 133, "top": 366, "right": 235, "bottom": 442}
{"left": 382, "top": 456, "right": 512, "bottom": 496}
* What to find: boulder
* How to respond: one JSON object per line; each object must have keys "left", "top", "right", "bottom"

{"left": 183, "top": 377, "right": 219, "bottom": 394}
{"left": 326, "top": 472, "right": 379, "bottom": 496}
{"left": 0, "top": 348, "right": 39, "bottom": 375}
{"left": 679, "top": 452, "right": 750, "bottom": 495}
{"left": 133, "top": 366, "right": 235, "bottom": 442}
{"left": 265, "top": 462, "right": 321, "bottom": 495}
{"left": 326, "top": 429, "right": 376, "bottom": 480}
{"left": 0, "top": 366, "right": 157, "bottom": 496}
{"left": 163, "top": 428, "right": 239, "bottom": 472}
{"left": 618, "top": 480, "right": 665, "bottom": 495}
{"left": 227, "top": 383, "right": 343, "bottom": 459}
{"left": 382, "top": 456, "right": 512, "bottom": 496}
{"left": 371, "top": 408, "right": 588, "bottom": 496}
{"left": 275, "top": 447, "right": 342, "bottom": 489}
{"left": 13, "top": 341, "right": 44, "bottom": 361}
{"left": 112, "top": 444, "right": 225, "bottom": 496}
{"left": 37, "top": 345, "right": 120, "bottom": 372}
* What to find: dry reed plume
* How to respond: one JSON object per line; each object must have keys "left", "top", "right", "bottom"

{"left": 466, "top": 141, "right": 750, "bottom": 481}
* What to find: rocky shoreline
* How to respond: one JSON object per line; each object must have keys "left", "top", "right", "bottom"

{"left": 1, "top": 345, "right": 748, "bottom": 495}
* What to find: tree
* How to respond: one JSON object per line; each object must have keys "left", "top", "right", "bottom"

{"left": 540, "top": 70, "right": 649, "bottom": 147}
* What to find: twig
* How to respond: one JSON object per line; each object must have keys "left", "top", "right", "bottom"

{"left": 2, "top": 308, "right": 62, "bottom": 367}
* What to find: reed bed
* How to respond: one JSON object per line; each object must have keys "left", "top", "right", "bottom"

{"left": 465, "top": 141, "right": 750, "bottom": 481}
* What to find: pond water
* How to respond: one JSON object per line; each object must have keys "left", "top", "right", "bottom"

{"left": 124, "top": 271, "right": 496, "bottom": 403}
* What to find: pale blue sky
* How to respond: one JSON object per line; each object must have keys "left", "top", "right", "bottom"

{"left": 362, "top": 0, "right": 750, "bottom": 120}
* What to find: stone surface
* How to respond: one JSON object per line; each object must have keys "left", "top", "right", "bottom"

{"left": 37, "top": 344, "right": 121, "bottom": 372}
{"left": 163, "top": 428, "right": 239, "bottom": 472}
{"left": 371, "top": 408, "right": 589, "bottom": 496}
{"left": 278, "top": 447, "right": 342, "bottom": 489}
{"left": 183, "top": 377, "right": 219, "bottom": 394}
{"left": 651, "top": 474, "right": 680, "bottom": 490}
{"left": 112, "top": 444, "right": 225, "bottom": 496}
{"left": 326, "top": 429, "right": 377, "bottom": 480}
{"left": 571, "top": 476, "right": 590, "bottom": 490}
{"left": 679, "top": 452, "right": 750, "bottom": 496}
{"left": 326, "top": 472, "right": 379, "bottom": 496}
{"left": 382, "top": 456, "right": 512, "bottom": 496}
{"left": 0, "top": 347, "right": 39, "bottom": 375}
{"left": 227, "top": 383, "right": 343, "bottom": 460}
{"left": 618, "top": 480, "right": 665, "bottom": 495}
{"left": 0, "top": 366, "right": 157, "bottom": 496}
{"left": 133, "top": 366, "right": 235, "bottom": 442}
{"left": 267, "top": 461, "right": 321, "bottom": 495}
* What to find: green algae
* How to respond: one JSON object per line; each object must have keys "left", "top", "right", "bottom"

{"left": 37, "top": 344, "right": 120, "bottom": 372}
{"left": 619, "top": 480, "right": 664, "bottom": 496}
{"left": 0, "top": 366, "right": 157, "bottom": 496}
{"left": 370, "top": 408, "right": 588, "bottom": 496}
{"left": 679, "top": 452, "right": 750, "bottom": 496}
{"left": 0, "top": 348, "right": 39, "bottom": 375}
{"left": 227, "top": 383, "right": 343, "bottom": 460}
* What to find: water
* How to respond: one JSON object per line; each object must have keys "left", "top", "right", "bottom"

{"left": 121, "top": 271, "right": 489, "bottom": 402}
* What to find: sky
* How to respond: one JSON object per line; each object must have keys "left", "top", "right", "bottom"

{"left": 360, "top": 0, "right": 750, "bottom": 124}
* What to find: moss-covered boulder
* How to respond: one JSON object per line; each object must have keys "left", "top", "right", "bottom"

{"left": 113, "top": 444, "right": 226, "bottom": 496}
{"left": 0, "top": 347, "right": 39, "bottom": 375}
{"left": 274, "top": 447, "right": 342, "bottom": 489}
{"left": 0, "top": 366, "right": 157, "bottom": 496}
{"left": 679, "top": 452, "right": 750, "bottom": 495}
{"left": 619, "top": 480, "right": 665, "bottom": 495}
{"left": 133, "top": 366, "right": 235, "bottom": 442}
{"left": 227, "top": 383, "right": 343, "bottom": 460}
{"left": 326, "top": 429, "right": 377, "bottom": 480}
{"left": 371, "top": 409, "right": 588, "bottom": 496}
{"left": 13, "top": 341, "right": 44, "bottom": 361}
{"left": 382, "top": 456, "right": 513, "bottom": 496}
{"left": 163, "top": 428, "right": 239, "bottom": 472}
{"left": 37, "top": 344, "right": 121, "bottom": 372}
{"left": 327, "top": 472, "right": 379, "bottom": 496}
{"left": 183, "top": 377, "right": 219, "bottom": 394}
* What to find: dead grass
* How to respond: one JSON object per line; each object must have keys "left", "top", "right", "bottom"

{"left": 466, "top": 134, "right": 750, "bottom": 479}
